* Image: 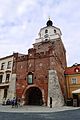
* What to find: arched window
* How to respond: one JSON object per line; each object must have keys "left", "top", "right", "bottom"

{"left": 54, "top": 29, "right": 56, "bottom": 33}
{"left": 45, "top": 29, "right": 48, "bottom": 33}
{"left": 27, "top": 72, "right": 33, "bottom": 84}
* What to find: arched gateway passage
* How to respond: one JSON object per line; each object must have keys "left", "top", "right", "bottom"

{"left": 25, "top": 87, "right": 43, "bottom": 105}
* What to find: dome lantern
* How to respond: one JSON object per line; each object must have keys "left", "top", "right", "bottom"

{"left": 46, "top": 18, "right": 53, "bottom": 26}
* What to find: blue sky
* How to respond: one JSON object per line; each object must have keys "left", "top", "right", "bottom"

{"left": 0, "top": 0, "right": 80, "bottom": 66}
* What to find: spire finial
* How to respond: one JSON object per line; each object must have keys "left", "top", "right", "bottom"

{"left": 46, "top": 17, "right": 53, "bottom": 26}
{"left": 48, "top": 16, "right": 50, "bottom": 20}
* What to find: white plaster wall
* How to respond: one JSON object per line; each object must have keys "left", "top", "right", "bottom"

{"left": 35, "top": 34, "right": 60, "bottom": 43}
{"left": 35, "top": 26, "right": 61, "bottom": 43}
{"left": 0, "top": 56, "right": 13, "bottom": 83}
{"left": 0, "top": 56, "right": 15, "bottom": 103}
{"left": 0, "top": 89, "right": 4, "bottom": 104}
{"left": 0, "top": 57, "right": 13, "bottom": 70}
{"left": 40, "top": 26, "right": 61, "bottom": 38}
{"left": 7, "top": 74, "right": 16, "bottom": 100}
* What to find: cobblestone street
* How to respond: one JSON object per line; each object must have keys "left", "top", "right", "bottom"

{"left": 0, "top": 107, "right": 80, "bottom": 120}
{"left": 0, "top": 105, "right": 80, "bottom": 120}
{"left": 0, "top": 105, "right": 79, "bottom": 113}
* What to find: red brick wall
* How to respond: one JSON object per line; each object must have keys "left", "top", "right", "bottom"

{"left": 16, "top": 40, "right": 67, "bottom": 105}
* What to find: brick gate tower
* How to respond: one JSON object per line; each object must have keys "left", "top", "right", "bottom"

{"left": 16, "top": 19, "right": 67, "bottom": 107}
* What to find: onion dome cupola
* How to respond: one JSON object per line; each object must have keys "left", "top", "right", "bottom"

{"left": 46, "top": 18, "right": 53, "bottom": 26}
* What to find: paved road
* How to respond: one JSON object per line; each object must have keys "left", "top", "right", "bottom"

{"left": 0, "top": 109, "right": 80, "bottom": 120}
{"left": 0, "top": 105, "right": 79, "bottom": 113}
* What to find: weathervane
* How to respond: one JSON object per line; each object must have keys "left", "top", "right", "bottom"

{"left": 48, "top": 16, "right": 50, "bottom": 20}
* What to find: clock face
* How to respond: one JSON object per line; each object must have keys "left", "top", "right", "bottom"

{"left": 44, "top": 34, "right": 48, "bottom": 38}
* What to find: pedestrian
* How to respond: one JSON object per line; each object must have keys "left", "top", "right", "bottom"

{"left": 15, "top": 98, "right": 18, "bottom": 108}
{"left": 12, "top": 97, "right": 15, "bottom": 108}
{"left": 18, "top": 98, "right": 21, "bottom": 107}
{"left": 50, "top": 97, "right": 52, "bottom": 108}
{"left": 12, "top": 99, "right": 14, "bottom": 108}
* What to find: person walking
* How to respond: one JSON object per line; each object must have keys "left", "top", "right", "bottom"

{"left": 15, "top": 97, "right": 18, "bottom": 108}
{"left": 12, "top": 98, "right": 15, "bottom": 108}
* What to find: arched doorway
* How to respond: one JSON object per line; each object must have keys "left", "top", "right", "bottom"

{"left": 25, "top": 87, "right": 43, "bottom": 105}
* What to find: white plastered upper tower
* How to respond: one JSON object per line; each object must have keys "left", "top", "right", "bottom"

{"left": 35, "top": 18, "right": 62, "bottom": 43}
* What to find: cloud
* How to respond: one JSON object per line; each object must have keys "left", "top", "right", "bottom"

{"left": 17, "top": 0, "right": 37, "bottom": 16}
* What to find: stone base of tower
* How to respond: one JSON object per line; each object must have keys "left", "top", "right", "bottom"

{"left": 48, "top": 70, "right": 64, "bottom": 107}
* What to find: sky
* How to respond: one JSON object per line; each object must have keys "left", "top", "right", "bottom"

{"left": 0, "top": 0, "right": 80, "bottom": 66}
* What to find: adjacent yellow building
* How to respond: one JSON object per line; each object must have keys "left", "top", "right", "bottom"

{"left": 65, "top": 63, "right": 80, "bottom": 106}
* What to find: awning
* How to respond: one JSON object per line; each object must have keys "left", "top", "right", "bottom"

{"left": 72, "top": 89, "right": 80, "bottom": 94}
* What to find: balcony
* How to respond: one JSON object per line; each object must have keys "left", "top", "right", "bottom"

{"left": 0, "top": 81, "right": 9, "bottom": 87}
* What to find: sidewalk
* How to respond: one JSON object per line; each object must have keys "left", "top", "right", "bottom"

{"left": 0, "top": 105, "right": 80, "bottom": 113}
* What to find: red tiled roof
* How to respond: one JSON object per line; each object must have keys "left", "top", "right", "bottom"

{"left": 64, "top": 64, "right": 80, "bottom": 75}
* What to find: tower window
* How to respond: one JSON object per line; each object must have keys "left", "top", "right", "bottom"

{"left": 45, "top": 39, "right": 48, "bottom": 41}
{"left": 54, "top": 29, "right": 56, "bottom": 33}
{"left": 27, "top": 73, "right": 33, "bottom": 84}
{"left": 45, "top": 29, "right": 48, "bottom": 33}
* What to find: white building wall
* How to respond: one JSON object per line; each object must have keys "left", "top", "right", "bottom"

{"left": 0, "top": 57, "right": 13, "bottom": 83}
{"left": 7, "top": 74, "right": 16, "bottom": 100}
{"left": 0, "top": 89, "right": 4, "bottom": 104}
{"left": 0, "top": 56, "right": 16, "bottom": 104}
{"left": 35, "top": 26, "right": 62, "bottom": 43}
{"left": 40, "top": 26, "right": 61, "bottom": 38}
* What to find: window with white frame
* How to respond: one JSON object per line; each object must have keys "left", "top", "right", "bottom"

{"left": 1, "top": 63, "right": 5, "bottom": 70}
{"left": 71, "top": 78, "right": 77, "bottom": 84}
{"left": 6, "top": 73, "right": 10, "bottom": 82}
{"left": 7, "top": 61, "right": 11, "bottom": 69}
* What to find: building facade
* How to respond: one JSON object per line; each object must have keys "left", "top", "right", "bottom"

{"left": 0, "top": 54, "right": 15, "bottom": 104}
{"left": 15, "top": 19, "right": 67, "bottom": 107}
{"left": 65, "top": 63, "right": 80, "bottom": 106}
{"left": 0, "top": 53, "right": 23, "bottom": 104}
